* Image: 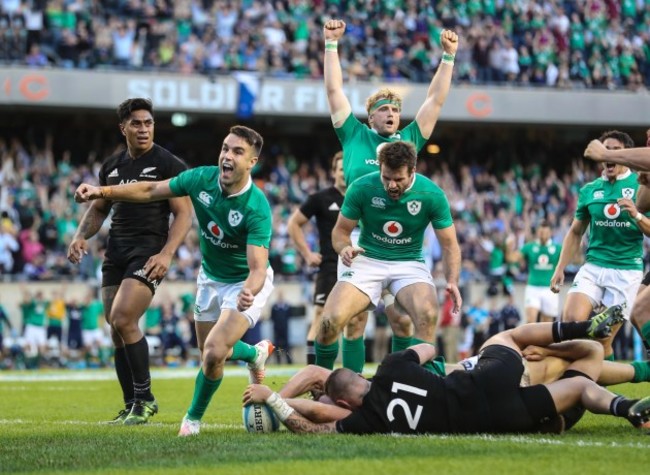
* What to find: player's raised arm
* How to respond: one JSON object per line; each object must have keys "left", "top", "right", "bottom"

{"left": 323, "top": 18, "right": 352, "bottom": 128}
{"left": 74, "top": 179, "right": 176, "bottom": 203}
{"left": 413, "top": 29, "right": 458, "bottom": 139}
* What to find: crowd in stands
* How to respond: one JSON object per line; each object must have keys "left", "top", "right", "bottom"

{"left": 0, "top": 0, "right": 649, "bottom": 90}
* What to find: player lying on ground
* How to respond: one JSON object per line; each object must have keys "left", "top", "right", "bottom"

{"left": 243, "top": 305, "right": 650, "bottom": 434}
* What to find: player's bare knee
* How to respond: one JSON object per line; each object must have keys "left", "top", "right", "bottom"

{"left": 202, "top": 343, "right": 227, "bottom": 374}
{"left": 317, "top": 316, "right": 340, "bottom": 343}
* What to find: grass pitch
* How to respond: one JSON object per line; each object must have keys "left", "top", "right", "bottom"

{"left": 0, "top": 365, "right": 648, "bottom": 475}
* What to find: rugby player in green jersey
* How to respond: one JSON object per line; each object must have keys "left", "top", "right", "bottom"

{"left": 315, "top": 141, "right": 462, "bottom": 375}
{"left": 74, "top": 126, "right": 275, "bottom": 436}
{"left": 552, "top": 130, "right": 650, "bottom": 360}
{"left": 510, "top": 220, "right": 562, "bottom": 323}
{"left": 321, "top": 19, "right": 459, "bottom": 365}
{"left": 584, "top": 127, "right": 650, "bottom": 376}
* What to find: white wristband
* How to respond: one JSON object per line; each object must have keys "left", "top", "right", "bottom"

{"left": 266, "top": 392, "right": 295, "bottom": 422}
{"left": 635, "top": 212, "right": 644, "bottom": 222}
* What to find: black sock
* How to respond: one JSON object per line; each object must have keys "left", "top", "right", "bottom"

{"left": 124, "top": 337, "right": 153, "bottom": 401}
{"left": 114, "top": 347, "right": 134, "bottom": 407}
{"left": 552, "top": 321, "right": 591, "bottom": 342}
{"left": 610, "top": 395, "right": 637, "bottom": 417}
{"left": 306, "top": 340, "right": 315, "bottom": 365}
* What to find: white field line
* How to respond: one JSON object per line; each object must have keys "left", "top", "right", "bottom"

{"left": 0, "top": 419, "right": 241, "bottom": 429}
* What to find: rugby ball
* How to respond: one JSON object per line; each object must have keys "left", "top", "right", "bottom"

{"left": 242, "top": 403, "right": 280, "bottom": 433}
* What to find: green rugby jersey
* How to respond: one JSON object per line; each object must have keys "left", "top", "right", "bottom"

{"left": 341, "top": 172, "right": 453, "bottom": 261}
{"left": 575, "top": 170, "right": 645, "bottom": 270}
{"left": 521, "top": 240, "right": 561, "bottom": 286}
{"left": 169, "top": 166, "right": 272, "bottom": 283}
{"left": 335, "top": 113, "right": 428, "bottom": 186}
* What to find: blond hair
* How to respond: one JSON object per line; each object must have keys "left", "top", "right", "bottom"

{"left": 366, "top": 89, "right": 402, "bottom": 115}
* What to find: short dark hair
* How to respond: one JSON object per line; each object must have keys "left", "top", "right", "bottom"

{"left": 331, "top": 151, "right": 343, "bottom": 171}
{"left": 230, "top": 125, "right": 264, "bottom": 156}
{"left": 599, "top": 130, "right": 634, "bottom": 149}
{"left": 117, "top": 98, "right": 153, "bottom": 123}
{"left": 378, "top": 141, "right": 417, "bottom": 170}
{"left": 324, "top": 368, "right": 357, "bottom": 402}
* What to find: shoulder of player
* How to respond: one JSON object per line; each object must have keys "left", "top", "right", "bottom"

{"left": 410, "top": 174, "right": 446, "bottom": 195}
{"left": 151, "top": 144, "right": 189, "bottom": 167}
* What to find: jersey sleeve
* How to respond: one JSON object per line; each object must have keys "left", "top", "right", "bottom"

{"left": 574, "top": 186, "right": 589, "bottom": 221}
{"left": 333, "top": 113, "right": 364, "bottom": 146}
{"left": 169, "top": 168, "right": 199, "bottom": 197}
{"left": 401, "top": 120, "right": 428, "bottom": 151}
{"left": 428, "top": 190, "right": 454, "bottom": 229}
{"left": 340, "top": 181, "right": 363, "bottom": 221}
{"left": 246, "top": 200, "right": 273, "bottom": 248}
{"left": 335, "top": 408, "right": 376, "bottom": 434}
{"left": 299, "top": 193, "right": 319, "bottom": 219}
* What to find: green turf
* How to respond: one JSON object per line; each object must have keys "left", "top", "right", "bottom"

{"left": 0, "top": 365, "right": 648, "bottom": 475}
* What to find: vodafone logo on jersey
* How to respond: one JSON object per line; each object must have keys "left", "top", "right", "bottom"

{"left": 383, "top": 221, "right": 403, "bottom": 237}
{"left": 603, "top": 203, "right": 621, "bottom": 219}
{"left": 208, "top": 221, "right": 223, "bottom": 240}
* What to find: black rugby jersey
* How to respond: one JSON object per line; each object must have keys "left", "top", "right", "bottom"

{"left": 99, "top": 143, "right": 188, "bottom": 244}
{"left": 336, "top": 349, "right": 505, "bottom": 435}
{"left": 299, "top": 186, "right": 343, "bottom": 267}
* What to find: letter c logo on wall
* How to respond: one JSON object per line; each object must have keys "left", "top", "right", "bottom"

{"left": 466, "top": 93, "right": 492, "bottom": 118}
{"left": 19, "top": 74, "right": 50, "bottom": 101}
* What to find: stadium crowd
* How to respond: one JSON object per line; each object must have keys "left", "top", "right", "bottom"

{"left": 0, "top": 0, "right": 649, "bottom": 90}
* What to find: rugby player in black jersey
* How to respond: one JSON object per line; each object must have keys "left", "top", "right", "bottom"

{"left": 67, "top": 98, "right": 192, "bottom": 425}
{"left": 244, "top": 305, "right": 650, "bottom": 434}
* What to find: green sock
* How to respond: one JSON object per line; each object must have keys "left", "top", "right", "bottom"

{"left": 342, "top": 337, "right": 365, "bottom": 373}
{"left": 411, "top": 338, "right": 446, "bottom": 375}
{"left": 230, "top": 340, "right": 257, "bottom": 363}
{"left": 631, "top": 361, "right": 650, "bottom": 383}
{"left": 315, "top": 340, "right": 339, "bottom": 370}
{"left": 391, "top": 335, "right": 412, "bottom": 353}
{"left": 604, "top": 353, "right": 615, "bottom": 362}
{"left": 186, "top": 369, "right": 222, "bottom": 421}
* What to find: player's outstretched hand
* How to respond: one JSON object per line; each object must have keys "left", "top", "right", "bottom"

{"left": 584, "top": 140, "right": 608, "bottom": 162}
{"left": 243, "top": 384, "right": 273, "bottom": 406}
{"left": 440, "top": 30, "right": 459, "bottom": 55}
{"left": 323, "top": 19, "right": 346, "bottom": 41}
{"left": 74, "top": 184, "right": 102, "bottom": 203}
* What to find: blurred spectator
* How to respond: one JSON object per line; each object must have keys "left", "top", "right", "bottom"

{"left": 270, "top": 290, "right": 292, "bottom": 364}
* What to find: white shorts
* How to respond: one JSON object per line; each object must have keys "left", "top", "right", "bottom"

{"left": 337, "top": 255, "right": 435, "bottom": 309}
{"left": 524, "top": 285, "right": 560, "bottom": 318}
{"left": 82, "top": 329, "right": 105, "bottom": 346}
{"left": 194, "top": 266, "right": 274, "bottom": 327}
{"left": 23, "top": 324, "right": 46, "bottom": 348}
{"left": 336, "top": 228, "right": 362, "bottom": 276}
{"left": 568, "top": 262, "right": 643, "bottom": 319}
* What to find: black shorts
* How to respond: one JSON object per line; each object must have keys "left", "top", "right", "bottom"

{"left": 47, "top": 326, "right": 62, "bottom": 342}
{"left": 473, "top": 345, "right": 557, "bottom": 433}
{"left": 642, "top": 271, "right": 650, "bottom": 286}
{"left": 67, "top": 320, "right": 82, "bottom": 350}
{"left": 313, "top": 264, "right": 337, "bottom": 306}
{"left": 103, "top": 240, "right": 165, "bottom": 294}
